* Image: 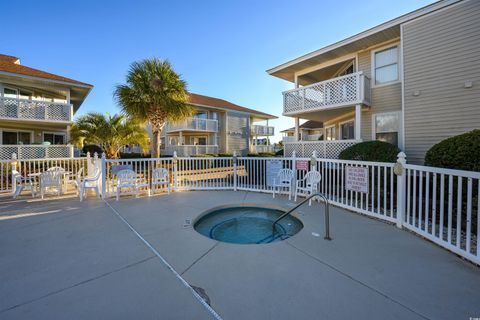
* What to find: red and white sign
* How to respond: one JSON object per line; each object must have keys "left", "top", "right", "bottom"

{"left": 345, "top": 166, "right": 369, "bottom": 193}
{"left": 296, "top": 160, "right": 309, "bottom": 171}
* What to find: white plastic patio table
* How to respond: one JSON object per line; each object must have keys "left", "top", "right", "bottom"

{"left": 28, "top": 171, "right": 72, "bottom": 196}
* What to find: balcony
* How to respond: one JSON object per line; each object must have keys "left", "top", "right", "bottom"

{"left": 165, "top": 118, "right": 218, "bottom": 133}
{"left": 0, "top": 97, "right": 73, "bottom": 123}
{"left": 283, "top": 134, "right": 322, "bottom": 143}
{"left": 284, "top": 140, "right": 361, "bottom": 158}
{"left": 0, "top": 145, "right": 74, "bottom": 159}
{"left": 251, "top": 125, "right": 274, "bottom": 136}
{"left": 164, "top": 145, "right": 219, "bottom": 156}
{"left": 283, "top": 72, "right": 371, "bottom": 116}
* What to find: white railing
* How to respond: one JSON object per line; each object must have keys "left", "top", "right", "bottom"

{"left": 282, "top": 136, "right": 296, "bottom": 143}
{"left": 252, "top": 125, "right": 274, "bottom": 136}
{"left": 303, "top": 134, "right": 323, "bottom": 141}
{"left": 0, "top": 145, "right": 74, "bottom": 160}
{"left": 165, "top": 118, "right": 218, "bottom": 132}
{"left": 0, "top": 97, "right": 73, "bottom": 122}
{"left": 164, "top": 145, "right": 219, "bottom": 156}
{"left": 283, "top": 72, "right": 371, "bottom": 115}
{"left": 284, "top": 140, "right": 361, "bottom": 158}
{"left": 4, "top": 152, "right": 479, "bottom": 264}
{"left": 252, "top": 145, "right": 274, "bottom": 153}
{"left": 401, "top": 162, "right": 480, "bottom": 264}
{"left": 0, "top": 156, "right": 90, "bottom": 193}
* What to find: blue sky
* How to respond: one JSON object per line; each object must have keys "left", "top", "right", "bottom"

{"left": 2, "top": 0, "right": 432, "bottom": 142}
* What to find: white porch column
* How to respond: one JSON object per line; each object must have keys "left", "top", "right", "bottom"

{"left": 355, "top": 104, "right": 361, "bottom": 140}
{"left": 294, "top": 117, "right": 300, "bottom": 142}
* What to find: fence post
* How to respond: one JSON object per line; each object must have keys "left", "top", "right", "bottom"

{"left": 395, "top": 152, "right": 407, "bottom": 229}
{"left": 173, "top": 151, "right": 178, "bottom": 191}
{"left": 233, "top": 151, "right": 237, "bottom": 191}
{"left": 11, "top": 153, "right": 17, "bottom": 194}
{"left": 311, "top": 150, "right": 317, "bottom": 171}
{"left": 292, "top": 150, "right": 297, "bottom": 199}
{"left": 86, "top": 152, "right": 92, "bottom": 176}
{"left": 100, "top": 153, "right": 106, "bottom": 199}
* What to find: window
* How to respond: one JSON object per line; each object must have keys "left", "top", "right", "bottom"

{"left": 191, "top": 137, "right": 207, "bottom": 145}
{"left": 43, "top": 133, "right": 65, "bottom": 145}
{"left": 194, "top": 112, "right": 208, "bottom": 120}
{"left": 325, "top": 126, "right": 336, "bottom": 141}
{"left": 374, "top": 46, "right": 399, "bottom": 85}
{"left": 373, "top": 112, "right": 400, "bottom": 147}
{"left": 340, "top": 121, "right": 355, "bottom": 140}
{"left": 3, "top": 87, "right": 18, "bottom": 98}
{"left": 1, "top": 130, "right": 31, "bottom": 145}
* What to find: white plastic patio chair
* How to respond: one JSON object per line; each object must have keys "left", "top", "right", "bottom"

{"left": 294, "top": 170, "right": 321, "bottom": 206}
{"left": 47, "top": 166, "right": 65, "bottom": 172}
{"left": 151, "top": 168, "right": 170, "bottom": 194}
{"left": 115, "top": 169, "right": 150, "bottom": 201}
{"left": 79, "top": 167, "right": 101, "bottom": 201}
{"left": 65, "top": 168, "right": 84, "bottom": 196}
{"left": 272, "top": 168, "right": 294, "bottom": 200}
{"left": 12, "top": 170, "right": 35, "bottom": 199}
{"left": 39, "top": 171, "right": 62, "bottom": 199}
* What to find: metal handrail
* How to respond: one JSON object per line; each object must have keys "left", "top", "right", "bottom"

{"left": 272, "top": 192, "right": 331, "bottom": 240}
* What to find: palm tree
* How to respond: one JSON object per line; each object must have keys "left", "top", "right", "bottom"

{"left": 114, "top": 58, "right": 196, "bottom": 157}
{"left": 70, "top": 113, "right": 149, "bottom": 159}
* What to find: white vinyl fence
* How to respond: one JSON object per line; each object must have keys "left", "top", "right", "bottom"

{"left": 1, "top": 151, "right": 478, "bottom": 265}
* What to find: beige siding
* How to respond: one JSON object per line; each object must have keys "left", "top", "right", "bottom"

{"left": 403, "top": 0, "right": 480, "bottom": 164}
{"left": 357, "top": 50, "right": 402, "bottom": 141}
{"left": 226, "top": 111, "right": 249, "bottom": 155}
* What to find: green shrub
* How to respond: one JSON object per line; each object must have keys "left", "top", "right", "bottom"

{"left": 191, "top": 154, "right": 217, "bottom": 158}
{"left": 247, "top": 152, "right": 276, "bottom": 157}
{"left": 218, "top": 153, "right": 233, "bottom": 157}
{"left": 339, "top": 141, "right": 399, "bottom": 163}
{"left": 424, "top": 130, "right": 480, "bottom": 171}
{"left": 275, "top": 149, "right": 284, "bottom": 156}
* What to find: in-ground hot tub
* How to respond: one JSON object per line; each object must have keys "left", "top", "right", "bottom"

{"left": 194, "top": 206, "right": 303, "bottom": 244}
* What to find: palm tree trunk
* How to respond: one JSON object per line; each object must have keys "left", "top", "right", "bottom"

{"left": 152, "top": 129, "right": 161, "bottom": 158}
{"left": 150, "top": 109, "right": 167, "bottom": 158}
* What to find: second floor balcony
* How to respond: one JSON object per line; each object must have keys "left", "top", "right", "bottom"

{"left": 251, "top": 125, "right": 274, "bottom": 136}
{"left": 0, "top": 97, "right": 73, "bottom": 123}
{"left": 283, "top": 72, "right": 371, "bottom": 116}
{"left": 165, "top": 118, "right": 218, "bottom": 133}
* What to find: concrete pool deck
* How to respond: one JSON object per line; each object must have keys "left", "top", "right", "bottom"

{"left": 0, "top": 191, "right": 479, "bottom": 319}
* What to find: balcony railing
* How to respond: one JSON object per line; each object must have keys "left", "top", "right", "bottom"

{"left": 0, "top": 97, "right": 73, "bottom": 122}
{"left": 251, "top": 125, "right": 274, "bottom": 136}
{"left": 0, "top": 145, "right": 74, "bottom": 159}
{"left": 284, "top": 140, "right": 361, "bottom": 158}
{"left": 164, "top": 145, "right": 219, "bottom": 156}
{"left": 283, "top": 72, "right": 371, "bottom": 116}
{"left": 165, "top": 118, "right": 218, "bottom": 133}
{"left": 282, "top": 134, "right": 323, "bottom": 143}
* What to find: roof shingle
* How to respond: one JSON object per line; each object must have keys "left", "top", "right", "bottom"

{"left": 188, "top": 93, "right": 276, "bottom": 119}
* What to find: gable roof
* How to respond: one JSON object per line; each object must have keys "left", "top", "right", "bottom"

{"left": 0, "top": 54, "right": 92, "bottom": 87}
{"left": 267, "top": 0, "right": 460, "bottom": 82}
{"left": 188, "top": 93, "right": 277, "bottom": 119}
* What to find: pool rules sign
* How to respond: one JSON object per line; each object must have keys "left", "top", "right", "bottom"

{"left": 345, "top": 166, "right": 369, "bottom": 193}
